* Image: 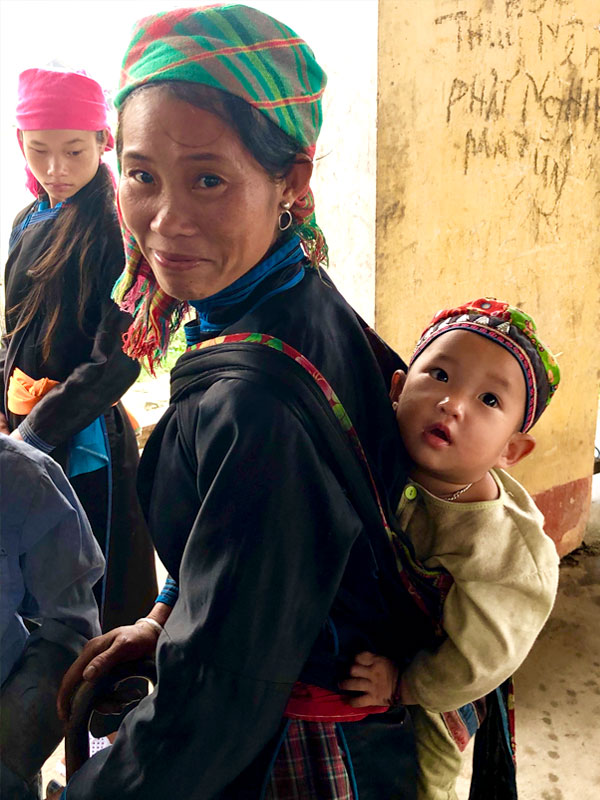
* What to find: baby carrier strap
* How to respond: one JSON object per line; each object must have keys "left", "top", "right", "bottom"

{"left": 172, "top": 333, "right": 446, "bottom": 651}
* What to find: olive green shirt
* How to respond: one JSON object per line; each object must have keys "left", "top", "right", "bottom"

{"left": 397, "top": 468, "right": 559, "bottom": 713}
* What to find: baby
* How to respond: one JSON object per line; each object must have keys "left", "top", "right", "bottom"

{"left": 340, "top": 298, "right": 561, "bottom": 800}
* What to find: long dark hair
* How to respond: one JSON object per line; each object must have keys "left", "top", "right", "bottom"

{"left": 9, "top": 151, "right": 116, "bottom": 361}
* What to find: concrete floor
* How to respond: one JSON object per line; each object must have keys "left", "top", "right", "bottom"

{"left": 513, "top": 544, "right": 600, "bottom": 799}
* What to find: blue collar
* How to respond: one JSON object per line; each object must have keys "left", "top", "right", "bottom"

{"left": 187, "top": 235, "right": 306, "bottom": 340}
{"left": 37, "top": 198, "right": 65, "bottom": 212}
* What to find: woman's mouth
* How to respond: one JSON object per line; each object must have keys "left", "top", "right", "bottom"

{"left": 422, "top": 424, "right": 452, "bottom": 447}
{"left": 152, "top": 250, "right": 208, "bottom": 271}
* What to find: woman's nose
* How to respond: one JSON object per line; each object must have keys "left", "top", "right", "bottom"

{"left": 149, "top": 194, "right": 198, "bottom": 238}
{"left": 47, "top": 157, "right": 67, "bottom": 176}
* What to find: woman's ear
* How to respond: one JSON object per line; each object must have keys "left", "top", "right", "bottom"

{"left": 496, "top": 432, "right": 536, "bottom": 469}
{"left": 281, "top": 154, "right": 313, "bottom": 207}
{"left": 98, "top": 129, "right": 109, "bottom": 156}
{"left": 390, "top": 369, "right": 407, "bottom": 403}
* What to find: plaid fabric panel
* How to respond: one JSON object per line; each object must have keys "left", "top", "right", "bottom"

{"left": 265, "top": 720, "right": 355, "bottom": 800}
{"left": 116, "top": 5, "right": 326, "bottom": 148}
{"left": 442, "top": 697, "right": 487, "bottom": 752}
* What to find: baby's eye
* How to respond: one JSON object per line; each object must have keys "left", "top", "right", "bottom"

{"left": 197, "top": 175, "right": 222, "bottom": 189}
{"left": 429, "top": 367, "right": 448, "bottom": 382}
{"left": 481, "top": 393, "right": 499, "bottom": 408}
{"left": 130, "top": 170, "right": 154, "bottom": 185}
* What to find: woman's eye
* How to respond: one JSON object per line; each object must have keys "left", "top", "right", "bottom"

{"left": 197, "top": 175, "right": 222, "bottom": 189}
{"left": 429, "top": 368, "right": 448, "bottom": 382}
{"left": 130, "top": 170, "right": 154, "bottom": 185}
{"left": 481, "top": 393, "right": 499, "bottom": 408}
{"left": 68, "top": 150, "right": 82, "bottom": 157}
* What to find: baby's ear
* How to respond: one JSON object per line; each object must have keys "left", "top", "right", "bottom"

{"left": 496, "top": 432, "right": 536, "bottom": 469}
{"left": 390, "top": 369, "right": 407, "bottom": 402}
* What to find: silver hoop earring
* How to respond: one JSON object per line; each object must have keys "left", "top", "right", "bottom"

{"left": 278, "top": 204, "right": 293, "bottom": 231}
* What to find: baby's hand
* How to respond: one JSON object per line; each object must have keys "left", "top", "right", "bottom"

{"left": 338, "top": 651, "right": 399, "bottom": 707}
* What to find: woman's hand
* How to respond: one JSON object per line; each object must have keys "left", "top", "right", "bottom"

{"left": 339, "top": 651, "right": 400, "bottom": 707}
{"left": 57, "top": 623, "right": 160, "bottom": 722}
{"left": 9, "top": 428, "right": 23, "bottom": 441}
{"left": 0, "top": 413, "right": 10, "bottom": 435}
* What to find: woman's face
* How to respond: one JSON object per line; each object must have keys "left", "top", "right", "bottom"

{"left": 21, "top": 129, "right": 106, "bottom": 207}
{"left": 119, "top": 88, "right": 300, "bottom": 301}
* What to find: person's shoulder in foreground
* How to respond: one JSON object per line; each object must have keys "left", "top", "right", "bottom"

{"left": 0, "top": 434, "right": 104, "bottom": 682}
{"left": 0, "top": 433, "right": 69, "bottom": 500}
{"left": 1, "top": 432, "right": 90, "bottom": 506}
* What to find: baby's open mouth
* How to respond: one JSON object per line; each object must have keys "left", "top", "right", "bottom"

{"left": 428, "top": 426, "right": 451, "bottom": 443}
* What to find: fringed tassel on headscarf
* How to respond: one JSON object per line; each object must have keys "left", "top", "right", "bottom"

{"left": 291, "top": 186, "right": 328, "bottom": 270}
{"left": 111, "top": 228, "right": 187, "bottom": 374}
{"left": 297, "top": 219, "right": 328, "bottom": 270}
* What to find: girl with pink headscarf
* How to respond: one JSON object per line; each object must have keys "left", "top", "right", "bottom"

{"left": 0, "top": 68, "right": 157, "bottom": 637}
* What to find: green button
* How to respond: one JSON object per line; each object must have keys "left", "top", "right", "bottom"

{"left": 404, "top": 485, "right": 417, "bottom": 500}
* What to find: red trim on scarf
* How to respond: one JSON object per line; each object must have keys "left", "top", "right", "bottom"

{"left": 254, "top": 88, "right": 326, "bottom": 109}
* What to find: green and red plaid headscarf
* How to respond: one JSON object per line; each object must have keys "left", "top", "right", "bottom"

{"left": 111, "top": 4, "right": 328, "bottom": 371}
{"left": 410, "top": 298, "right": 561, "bottom": 432}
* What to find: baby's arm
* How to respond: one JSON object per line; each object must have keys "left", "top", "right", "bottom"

{"left": 401, "top": 483, "right": 559, "bottom": 712}
{"left": 339, "top": 571, "right": 555, "bottom": 711}
{"left": 401, "top": 565, "right": 557, "bottom": 712}
{"left": 341, "top": 567, "right": 553, "bottom": 712}
{"left": 341, "top": 538, "right": 558, "bottom": 711}
{"left": 339, "top": 652, "right": 417, "bottom": 707}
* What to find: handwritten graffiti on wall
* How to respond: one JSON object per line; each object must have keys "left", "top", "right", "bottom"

{"left": 446, "top": 71, "right": 599, "bottom": 130}
{"left": 437, "top": 0, "right": 599, "bottom": 235}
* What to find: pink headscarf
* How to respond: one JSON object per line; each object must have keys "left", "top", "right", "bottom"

{"left": 16, "top": 68, "right": 114, "bottom": 197}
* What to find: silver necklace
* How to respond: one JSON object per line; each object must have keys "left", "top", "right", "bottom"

{"left": 441, "top": 483, "right": 473, "bottom": 502}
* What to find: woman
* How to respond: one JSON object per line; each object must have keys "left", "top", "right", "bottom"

{"left": 0, "top": 68, "right": 157, "bottom": 631}
{"left": 58, "top": 6, "right": 434, "bottom": 798}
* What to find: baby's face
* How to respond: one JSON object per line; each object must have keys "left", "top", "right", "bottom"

{"left": 394, "top": 330, "right": 527, "bottom": 486}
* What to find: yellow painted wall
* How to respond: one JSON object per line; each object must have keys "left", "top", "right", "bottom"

{"left": 376, "top": 0, "right": 600, "bottom": 513}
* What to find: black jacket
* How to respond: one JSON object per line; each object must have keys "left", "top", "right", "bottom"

{"left": 66, "top": 267, "right": 422, "bottom": 798}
